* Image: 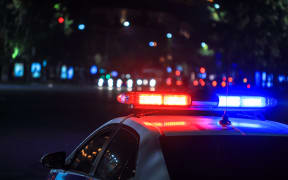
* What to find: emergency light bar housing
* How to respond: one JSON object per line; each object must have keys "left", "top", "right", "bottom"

{"left": 117, "top": 92, "right": 277, "bottom": 111}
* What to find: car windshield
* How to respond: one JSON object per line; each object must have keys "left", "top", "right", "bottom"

{"left": 160, "top": 135, "right": 288, "bottom": 178}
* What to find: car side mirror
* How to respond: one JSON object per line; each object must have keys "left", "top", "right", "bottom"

{"left": 40, "top": 151, "right": 66, "bottom": 169}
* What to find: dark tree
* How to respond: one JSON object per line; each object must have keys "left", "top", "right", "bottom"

{"left": 207, "top": 0, "right": 288, "bottom": 72}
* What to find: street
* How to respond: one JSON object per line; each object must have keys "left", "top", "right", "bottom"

{"left": 0, "top": 86, "right": 128, "bottom": 179}
{"left": 0, "top": 86, "right": 287, "bottom": 179}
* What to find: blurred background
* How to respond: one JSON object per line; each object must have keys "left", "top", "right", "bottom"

{"left": 1, "top": 0, "right": 288, "bottom": 179}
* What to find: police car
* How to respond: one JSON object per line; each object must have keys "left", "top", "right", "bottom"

{"left": 41, "top": 92, "right": 288, "bottom": 179}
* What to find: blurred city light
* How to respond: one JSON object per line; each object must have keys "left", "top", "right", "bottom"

{"left": 90, "top": 65, "right": 98, "bottom": 75}
{"left": 143, "top": 79, "right": 148, "bottom": 85}
{"left": 201, "top": 42, "right": 208, "bottom": 50}
{"left": 212, "top": 81, "right": 217, "bottom": 87}
{"left": 222, "top": 76, "right": 227, "bottom": 81}
{"left": 209, "top": 74, "right": 216, "bottom": 81}
{"left": 166, "top": 78, "right": 172, "bottom": 86}
{"left": 166, "top": 66, "right": 172, "bottom": 73}
{"left": 53, "top": 3, "right": 60, "bottom": 10}
{"left": 247, "top": 84, "right": 251, "bottom": 89}
{"left": 166, "top": 33, "right": 172, "bottom": 39}
{"left": 125, "top": 74, "right": 131, "bottom": 79}
{"left": 228, "top": 77, "right": 233, "bottom": 83}
{"left": 12, "top": 47, "right": 19, "bottom": 59}
{"left": 111, "top": 71, "right": 118, "bottom": 77}
{"left": 255, "top": 71, "right": 261, "bottom": 87}
{"left": 198, "top": 72, "right": 207, "bottom": 79}
{"left": 60, "top": 65, "right": 67, "bottom": 79}
{"left": 221, "top": 81, "right": 226, "bottom": 87}
{"left": 278, "top": 75, "right": 285, "bottom": 83}
{"left": 100, "top": 69, "right": 106, "bottom": 74}
{"left": 175, "top": 70, "right": 181, "bottom": 76}
{"left": 78, "top": 24, "right": 85, "bottom": 31}
{"left": 193, "top": 80, "right": 199, "bottom": 86}
{"left": 58, "top": 17, "right": 64, "bottom": 24}
{"left": 199, "top": 79, "right": 205, "bottom": 86}
{"left": 149, "top": 41, "right": 157, "bottom": 47}
{"left": 150, "top": 79, "right": 156, "bottom": 87}
{"left": 67, "top": 67, "right": 74, "bottom": 79}
{"left": 190, "top": 72, "right": 196, "bottom": 81}
{"left": 200, "top": 67, "right": 206, "bottom": 74}
{"left": 262, "top": 72, "right": 267, "bottom": 81}
{"left": 136, "top": 79, "right": 143, "bottom": 86}
{"left": 214, "top": 3, "right": 220, "bottom": 9}
{"left": 267, "top": 82, "right": 272, "bottom": 88}
{"left": 123, "top": 21, "right": 130, "bottom": 27}
{"left": 14, "top": 63, "right": 24, "bottom": 77}
{"left": 267, "top": 74, "right": 273, "bottom": 81}
{"left": 116, "top": 79, "right": 123, "bottom": 88}
{"left": 267, "top": 74, "right": 273, "bottom": 88}
{"left": 127, "top": 79, "right": 133, "bottom": 88}
{"left": 31, "top": 62, "right": 41, "bottom": 78}
{"left": 176, "top": 65, "right": 183, "bottom": 72}
{"left": 42, "top": 60, "right": 47, "bottom": 67}
{"left": 108, "top": 79, "right": 113, "bottom": 87}
{"left": 176, "top": 80, "right": 183, "bottom": 86}
{"left": 243, "top": 78, "right": 248, "bottom": 83}
{"left": 98, "top": 78, "right": 104, "bottom": 87}
{"left": 105, "top": 74, "right": 111, "bottom": 79}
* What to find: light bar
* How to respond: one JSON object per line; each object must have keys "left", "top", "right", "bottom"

{"left": 218, "top": 96, "right": 266, "bottom": 108}
{"left": 117, "top": 92, "right": 277, "bottom": 110}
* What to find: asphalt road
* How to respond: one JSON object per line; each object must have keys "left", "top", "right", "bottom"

{"left": 0, "top": 86, "right": 287, "bottom": 179}
{"left": 0, "top": 87, "right": 128, "bottom": 180}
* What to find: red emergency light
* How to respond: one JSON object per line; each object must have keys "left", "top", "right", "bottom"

{"left": 117, "top": 92, "right": 191, "bottom": 108}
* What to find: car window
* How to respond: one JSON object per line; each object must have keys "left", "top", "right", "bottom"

{"left": 95, "top": 127, "right": 139, "bottom": 180}
{"left": 69, "top": 129, "right": 113, "bottom": 174}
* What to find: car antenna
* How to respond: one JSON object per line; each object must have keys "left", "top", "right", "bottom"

{"left": 218, "top": 71, "right": 246, "bottom": 135}
{"left": 219, "top": 74, "right": 231, "bottom": 127}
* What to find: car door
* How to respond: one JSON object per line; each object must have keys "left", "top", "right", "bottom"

{"left": 94, "top": 125, "right": 139, "bottom": 180}
{"left": 48, "top": 125, "right": 117, "bottom": 180}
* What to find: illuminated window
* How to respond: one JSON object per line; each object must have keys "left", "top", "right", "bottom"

{"left": 69, "top": 129, "right": 113, "bottom": 174}
{"left": 14, "top": 63, "right": 24, "bottom": 77}
{"left": 31, "top": 62, "right": 42, "bottom": 78}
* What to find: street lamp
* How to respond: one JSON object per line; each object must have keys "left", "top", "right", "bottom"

{"left": 123, "top": 21, "right": 130, "bottom": 27}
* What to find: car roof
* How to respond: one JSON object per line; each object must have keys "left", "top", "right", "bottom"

{"left": 123, "top": 115, "right": 288, "bottom": 137}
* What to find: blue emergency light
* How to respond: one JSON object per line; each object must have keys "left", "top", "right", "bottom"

{"left": 218, "top": 96, "right": 266, "bottom": 108}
